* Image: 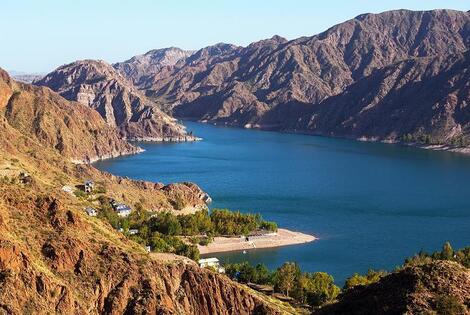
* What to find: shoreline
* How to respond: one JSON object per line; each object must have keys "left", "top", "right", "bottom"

{"left": 72, "top": 134, "right": 202, "bottom": 165}
{"left": 178, "top": 118, "right": 470, "bottom": 156}
{"left": 198, "top": 228, "right": 316, "bottom": 255}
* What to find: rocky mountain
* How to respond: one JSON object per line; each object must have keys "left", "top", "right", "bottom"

{"left": 35, "top": 60, "right": 196, "bottom": 142}
{"left": 128, "top": 9, "right": 470, "bottom": 147}
{"left": 302, "top": 51, "right": 470, "bottom": 145}
{"left": 0, "top": 70, "right": 290, "bottom": 314}
{"left": 0, "top": 68, "right": 139, "bottom": 163}
{"left": 113, "top": 47, "right": 194, "bottom": 87}
{"left": 315, "top": 261, "right": 470, "bottom": 315}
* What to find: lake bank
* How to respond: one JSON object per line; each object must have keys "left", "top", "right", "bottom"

{"left": 190, "top": 119, "right": 470, "bottom": 156}
{"left": 198, "top": 229, "right": 316, "bottom": 255}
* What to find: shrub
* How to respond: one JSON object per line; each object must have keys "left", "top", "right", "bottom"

{"left": 73, "top": 190, "right": 87, "bottom": 199}
{"left": 172, "top": 194, "right": 185, "bottom": 210}
{"left": 344, "top": 269, "right": 387, "bottom": 289}
{"left": 435, "top": 295, "right": 466, "bottom": 315}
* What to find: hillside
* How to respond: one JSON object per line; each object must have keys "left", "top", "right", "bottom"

{"left": 126, "top": 9, "right": 470, "bottom": 148}
{"left": 0, "top": 70, "right": 294, "bottom": 314}
{"left": 303, "top": 51, "right": 470, "bottom": 146}
{"left": 0, "top": 68, "right": 139, "bottom": 163}
{"left": 35, "top": 60, "right": 197, "bottom": 142}
{"left": 315, "top": 261, "right": 470, "bottom": 314}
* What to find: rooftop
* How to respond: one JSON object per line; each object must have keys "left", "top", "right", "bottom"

{"left": 198, "top": 257, "right": 220, "bottom": 264}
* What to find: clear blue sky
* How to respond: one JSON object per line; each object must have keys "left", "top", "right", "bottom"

{"left": 1, "top": 0, "right": 468, "bottom": 73}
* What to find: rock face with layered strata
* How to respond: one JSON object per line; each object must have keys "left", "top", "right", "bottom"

{"left": 36, "top": 60, "right": 196, "bottom": 142}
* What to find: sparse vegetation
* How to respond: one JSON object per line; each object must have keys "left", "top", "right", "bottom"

{"left": 404, "top": 242, "right": 470, "bottom": 268}
{"left": 434, "top": 294, "right": 467, "bottom": 315}
{"left": 344, "top": 269, "right": 388, "bottom": 289}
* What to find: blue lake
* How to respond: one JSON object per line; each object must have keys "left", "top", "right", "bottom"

{"left": 94, "top": 121, "right": 470, "bottom": 283}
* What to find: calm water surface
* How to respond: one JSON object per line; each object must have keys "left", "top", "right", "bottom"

{"left": 95, "top": 122, "right": 470, "bottom": 282}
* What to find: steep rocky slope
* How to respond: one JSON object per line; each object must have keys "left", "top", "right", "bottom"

{"left": 35, "top": 60, "right": 196, "bottom": 142}
{"left": 0, "top": 68, "right": 139, "bottom": 163}
{"left": 302, "top": 51, "right": 470, "bottom": 144}
{"left": 0, "top": 186, "right": 288, "bottom": 314}
{"left": 114, "top": 47, "right": 194, "bottom": 87}
{"left": 0, "top": 70, "right": 290, "bottom": 314}
{"left": 131, "top": 9, "right": 470, "bottom": 147}
{"left": 315, "top": 261, "right": 470, "bottom": 315}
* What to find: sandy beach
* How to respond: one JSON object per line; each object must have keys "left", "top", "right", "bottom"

{"left": 198, "top": 228, "right": 316, "bottom": 255}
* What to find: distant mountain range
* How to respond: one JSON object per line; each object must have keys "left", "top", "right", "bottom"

{"left": 37, "top": 9, "right": 470, "bottom": 150}
{"left": 9, "top": 71, "right": 44, "bottom": 83}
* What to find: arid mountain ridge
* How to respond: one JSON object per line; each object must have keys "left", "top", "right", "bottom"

{"left": 35, "top": 60, "right": 198, "bottom": 142}
{"left": 104, "top": 9, "right": 470, "bottom": 150}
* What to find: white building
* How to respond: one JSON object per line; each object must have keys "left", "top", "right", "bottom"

{"left": 115, "top": 204, "right": 132, "bottom": 217}
{"left": 62, "top": 186, "right": 73, "bottom": 194}
{"left": 84, "top": 207, "right": 97, "bottom": 217}
{"left": 128, "top": 229, "right": 139, "bottom": 235}
{"left": 198, "top": 258, "right": 225, "bottom": 273}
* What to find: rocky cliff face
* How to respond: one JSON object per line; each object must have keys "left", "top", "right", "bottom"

{"left": 129, "top": 9, "right": 470, "bottom": 146}
{"left": 314, "top": 261, "right": 470, "bottom": 315}
{"left": 0, "top": 68, "right": 140, "bottom": 163}
{"left": 35, "top": 60, "right": 196, "bottom": 142}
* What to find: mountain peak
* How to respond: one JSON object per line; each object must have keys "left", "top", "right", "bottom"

{"left": 114, "top": 47, "right": 194, "bottom": 85}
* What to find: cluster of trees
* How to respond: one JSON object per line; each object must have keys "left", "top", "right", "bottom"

{"left": 450, "top": 136, "right": 468, "bottom": 147}
{"left": 224, "top": 262, "right": 340, "bottom": 308}
{"left": 402, "top": 133, "right": 469, "bottom": 147}
{"left": 142, "top": 208, "right": 277, "bottom": 238}
{"left": 401, "top": 133, "right": 440, "bottom": 145}
{"left": 404, "top": 242, "right": 470, "bottom": 268}
{"left": 210, "top": 209, "right": 277, "bottom": 236}
{"left": 98, "top": 201, "right": 200, "bottom": 260}
{"left": 97, "top": 198, "right": 278, "bottom": 261}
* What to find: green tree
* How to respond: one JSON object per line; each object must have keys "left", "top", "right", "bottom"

{"left": 148, "top": 212, "right": 182, "bottom": 236}
{"left": 259, "top": 221, "right": 278, "bottom": 232}
{"left": 254, "top": 263, "right": 272, "bottom": 284}
{"left": 441, "top": 242, "right": 454, "bottom": 260}
{"left": 149, "top": 233, "right": 171, "bottom": 252}
{"left": 274, "top": 262, "right": 300, "bottom": 297}
{"left": 298, "top": 272, "right": 340, "bottom": 306}
{"left": 175, "top": 243, "right": 200, "bottom": 261}
{"left": 172, "top": 194, "right": 186, "bottom": 210}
